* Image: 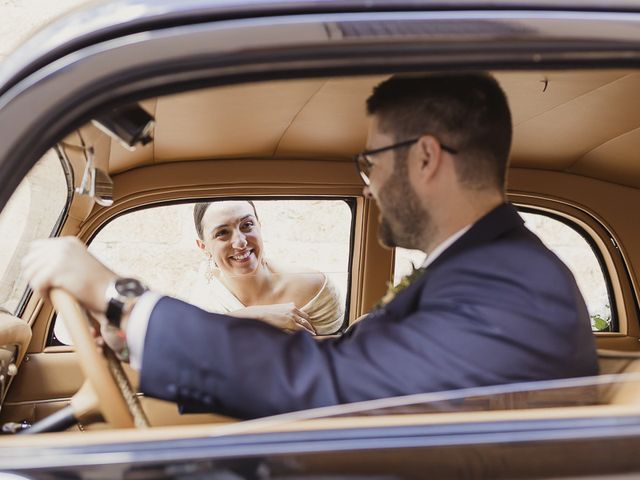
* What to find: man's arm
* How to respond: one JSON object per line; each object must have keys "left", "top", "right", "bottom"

{"left": 137, "top": 249, "right": 598, "bottom": 419}
{"left": 137, "top": 292, "right": 507, "bottom": 419}
{"left": 23, "top": 237, "right": 597, "bottom": 420}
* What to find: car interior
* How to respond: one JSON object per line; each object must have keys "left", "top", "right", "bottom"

{"left": 1, "top": 68, "right": 640, "bottom": 445}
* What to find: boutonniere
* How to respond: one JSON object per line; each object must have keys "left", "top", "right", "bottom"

{"left": 377, "top": 265, "right": 426, "bottom": 308}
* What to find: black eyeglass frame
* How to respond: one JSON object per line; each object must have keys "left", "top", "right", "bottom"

{"left": 353, "top": 137, "right": 458, "bottom": 186}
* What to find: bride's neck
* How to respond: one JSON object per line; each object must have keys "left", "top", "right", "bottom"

{"left": 218, "top": 261, "right": 275, "bottom": 305}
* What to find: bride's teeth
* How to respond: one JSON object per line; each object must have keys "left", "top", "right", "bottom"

{"left": 233, "top": 251, "right": 251, "bottom": 260}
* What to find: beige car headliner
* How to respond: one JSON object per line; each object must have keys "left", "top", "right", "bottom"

{"left": 101, "top": 69, "right": 640, "bottom": 190}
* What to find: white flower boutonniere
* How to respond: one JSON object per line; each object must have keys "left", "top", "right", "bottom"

{"left": 377, "top": 265, "right": 426, "bottom": 308}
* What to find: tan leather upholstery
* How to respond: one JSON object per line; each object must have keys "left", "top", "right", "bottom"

{"left": 598, "top": 349, "right": 640, "bottom": 405}
{"left": 0, "top": 313, "right": 31, "bottom": 367}
{"left": 0, "top": 314, "right": 32, "bottom": 410}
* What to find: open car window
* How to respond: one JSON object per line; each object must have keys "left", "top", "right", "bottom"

{"left": 0, "top": 148, "right": 70, "bottom": 315}
{"left": 394, "top": 208, "right": 614, "bottom": 332}
{"left": 52, "top": 199, "right": 353, "bottom": 344}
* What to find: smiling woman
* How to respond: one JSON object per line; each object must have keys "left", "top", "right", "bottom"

{"left": 192, "top": 200, "right": 344, "bottom": 334}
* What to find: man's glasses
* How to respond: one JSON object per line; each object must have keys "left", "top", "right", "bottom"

{"left": 353, "top": 137, "right": 458, "bottom": 186}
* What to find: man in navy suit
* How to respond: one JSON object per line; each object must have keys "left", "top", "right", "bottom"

{"left": 24, "top": 73, "right": 598, "bottom": 419}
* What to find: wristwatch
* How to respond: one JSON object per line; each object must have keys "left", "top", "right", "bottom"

{"left": 105, "top": 277, "right": 148, "bottom": 328}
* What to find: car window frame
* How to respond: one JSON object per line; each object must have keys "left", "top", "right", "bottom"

{"left": 509, "top": 195, "right": 638, "bottom": 340}
{"left": 47, "top": 195, "right": 357, "bottom": 346}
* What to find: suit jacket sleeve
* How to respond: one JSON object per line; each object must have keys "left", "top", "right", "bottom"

{"left": 139, "top": 244, "right": 597, "bottom": 419}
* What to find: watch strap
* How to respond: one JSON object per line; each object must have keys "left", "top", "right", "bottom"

{"left": 104, "top": 278, "right": 147, "bottom": 329}
{"left": 106, "top": 297, "right": 126, "bottom": 328}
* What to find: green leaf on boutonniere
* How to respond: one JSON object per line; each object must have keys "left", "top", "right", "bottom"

{"left": 376, "top": 265, "right": 426, "bottom": 308}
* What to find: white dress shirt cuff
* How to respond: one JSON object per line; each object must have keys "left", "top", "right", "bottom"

{"left": 126, "top": 291, "right": 162, "bottom": 371}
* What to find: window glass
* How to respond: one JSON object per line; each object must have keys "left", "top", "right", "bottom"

{"left": 521, "top": 212, "right": 612, "bottom": 332}
{"left": 53, "top": 199, "right": 352, "bottom": 344}
{"left": 394, "top": 210, "right": 613, "bottom": 332}
{"left": 306, "top": 375, "right": 626, "bottom": 419}
{"left": 0, "top": 149, "right": 69, "bottom": 314}
{"left": 394, "top": 248, "right": 426, "bottom": 286}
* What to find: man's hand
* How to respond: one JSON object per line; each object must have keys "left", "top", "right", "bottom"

{"left": 231, "top": 303, "right": 316, "bottom": 335}
{"left": 22, "top": 237, "right": 117, "bottom": 314}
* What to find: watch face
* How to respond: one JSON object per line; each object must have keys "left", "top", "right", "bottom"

{"left": 115, "top": 278, "right": 147, "bottom": 297}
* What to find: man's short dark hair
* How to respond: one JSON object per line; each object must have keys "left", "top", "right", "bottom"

{"left": 366, "top": 73, "right": 512, "bottom": 189}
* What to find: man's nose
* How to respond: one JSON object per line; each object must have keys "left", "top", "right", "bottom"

{"left": 231, "top": 230, "right": 248, "bottom": 248}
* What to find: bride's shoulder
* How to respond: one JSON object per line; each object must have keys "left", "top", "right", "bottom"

{"left": 269, "top": 261, "right": 325, "bottom": 292}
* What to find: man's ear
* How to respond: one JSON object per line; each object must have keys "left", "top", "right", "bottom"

{"left": 416, "top": 135, "right": 443, "bottom": 180}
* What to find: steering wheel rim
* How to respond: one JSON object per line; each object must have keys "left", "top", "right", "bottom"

{"left": 50, "top": 288, "right": 145, "bottom": 428}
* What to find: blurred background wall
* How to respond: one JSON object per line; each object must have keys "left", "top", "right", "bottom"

{"left": 0, "top": 0, "right": 89, "bottom": 63}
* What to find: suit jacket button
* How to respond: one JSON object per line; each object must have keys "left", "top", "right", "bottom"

{"left": 167, "top": 384, "right": 177, "bottom": 395}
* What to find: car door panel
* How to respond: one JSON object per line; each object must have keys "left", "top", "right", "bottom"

{"left": 1, "top": 349, "right": 229, "bottom": 428}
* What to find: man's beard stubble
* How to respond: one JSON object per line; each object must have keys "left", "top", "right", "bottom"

{"left": 377, "top": 159, "right": 432, "bottom": 251}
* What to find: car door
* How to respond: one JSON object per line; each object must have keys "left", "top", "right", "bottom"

{"left": 1, "top": 0, "right": 640, "bottom": 461}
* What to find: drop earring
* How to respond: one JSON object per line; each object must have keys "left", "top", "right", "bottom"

{"left": 205, "top": 253, "right": 219, "bottom": 282}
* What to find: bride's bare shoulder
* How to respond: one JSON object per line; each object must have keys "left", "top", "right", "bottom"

{"left": 268, "top": 260, "right": 325, "bottom": 295}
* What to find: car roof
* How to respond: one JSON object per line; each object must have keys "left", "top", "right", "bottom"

{"left": 2, "top": 0, "right": 640, "bottom": 97}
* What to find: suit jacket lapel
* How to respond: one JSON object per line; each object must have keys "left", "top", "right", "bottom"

{"left": 382, "top": 203, "right": 524, "bottom": 319}
{"left": 427, "top": 202, "right": 524, "bottom": 271}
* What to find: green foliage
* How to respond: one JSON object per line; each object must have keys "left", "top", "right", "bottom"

{"left": 377, "top": 266, "right": 426, "bottom": 309}
{"left": 590, "top": 313, "right": 611, "bottom": 332}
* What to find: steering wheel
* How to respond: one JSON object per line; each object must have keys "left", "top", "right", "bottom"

{"left": 50, "top": 288, "right": 149, "bottom": 428}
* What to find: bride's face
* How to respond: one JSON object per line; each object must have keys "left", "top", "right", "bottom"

{"left": 196, "top": 201, "right": 264, "bottom": 277}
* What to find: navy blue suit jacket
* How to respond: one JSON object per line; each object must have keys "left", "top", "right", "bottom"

{"left": 139, "top": 203, "right": 598, "bottom": 419}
